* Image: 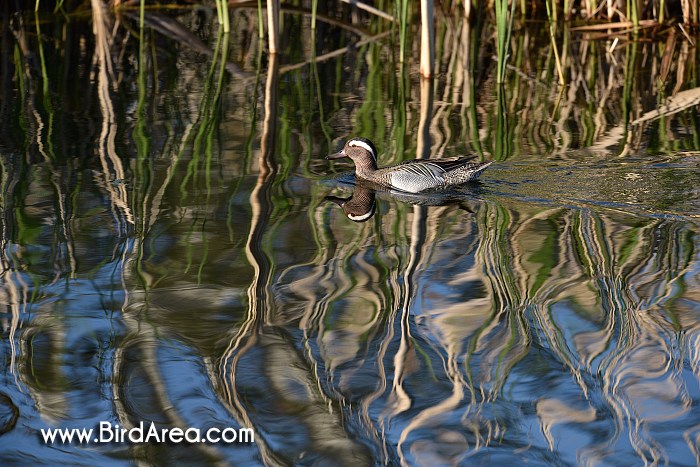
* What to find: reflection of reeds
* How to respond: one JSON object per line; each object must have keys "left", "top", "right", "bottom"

{"left": 93, "top": 11, "right": 267, "bottom": 463}
{"left": 92, "top": 0, "right": 133, "bottom": 228}
{"left": 392, "top": 108, "right": 434, "bottom": 459}
{"left": 0, "top": 159, "right": 29, "bottom": 386}
{"left": 220, "top": 52, "right": 279, "bottom": 465}
{"left": 294, "top": 182, "right": 697, "bottom": 462}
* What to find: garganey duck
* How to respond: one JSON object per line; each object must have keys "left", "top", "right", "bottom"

{"left": 326, "top": 137, "right": 492, "bottom": 194}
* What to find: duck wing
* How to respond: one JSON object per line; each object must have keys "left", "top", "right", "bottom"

{"left": 383, "top": 161, "right": 448, "bottom": 193}
{"left": 384, "top": 157, "right": 482, "bottom": 193}
{"left": 398, "top": 156, "right": 476, "bottom": 170}
{"left": 426, "top": 156, "right": 479, "bottom": 171}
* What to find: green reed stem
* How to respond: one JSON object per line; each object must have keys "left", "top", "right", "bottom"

{"left": 134, "top": 24, "right": 150, "bottom": 228}
{"left": 627, "top": 0, "right": 638, "bottom": 29}
{"left": 620, "top": 40, "right": 638, "bottom": 154}
{"left": 215, "top": 0, "right": 223, "bottom": 26}
{"left": 139, "top": 0, "right": 145, "bottom": 37}
{"left": 203, "top": 28, "right": 230, "bottom": 200}
{"left": 494, "top": 85, "right": 510, "bottom": 160}
{"left": 257, "top": 0, "right": 264, "bottom": 38}
{"left": 34, "top": 9, "right": 57, "bottom": 161}
{"left": 398, "top": 0, "right": 409, "bottom": 63}
{"left": 495, "top": 0, "right": 515, "bottom": 83}
{"left": 214, "top": 0, "right": 230, "bottom": 32}
{"left": 311, "top": 0, "right": 318, "bottom": 29}
{"left": 392, "top": 61, "right": 408, "bottom": 162}
{"left": 311, "top": 32, "right": 333, "bottom": 163}
{"left": 545, "top": 0, "right": 565, "bottom": 85}
{"left": 34, "top": 11, "right": 48, "bottom": 97}
{"left": 586, "top": 0, "right": 596, "bottom": 18}
{"left": 467, "top": 12, "right": 485, "bottom": 158}
{"left": 658, "top": 0, "right": 665, "bottom": 23}
{"left": 180, "top": 30, "right": 224, "bottom": 195}
{"left": 222, "top": 0, "right": 230, "bottom": 32}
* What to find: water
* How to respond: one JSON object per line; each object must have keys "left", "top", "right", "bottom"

{"left": 0, "top": 6, "right": 699, "bottom": 466}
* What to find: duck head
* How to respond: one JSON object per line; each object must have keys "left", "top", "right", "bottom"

{"left": 326, "top": 137, "right": 378, "bottom": 170}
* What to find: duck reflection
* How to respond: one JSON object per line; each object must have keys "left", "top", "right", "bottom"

{"left": 325, "top": 184, "right": 377, "bottom": 222}
{"left": 325, "top": 181, "right": 483, "bottom": 222}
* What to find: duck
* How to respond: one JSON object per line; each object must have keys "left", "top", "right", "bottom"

{"left": 326, "top": 137, "right": 492, "bottom": 194}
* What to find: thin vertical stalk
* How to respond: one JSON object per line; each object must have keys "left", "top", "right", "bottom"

{"left": 627, "top": 0, "right": 639, "bottom": 29}
{"left": 218, "top": 0, "right": 230, "bottom": 32}
{"left": 310, "top": 31, "right": 332, "bottom": 162}
{"left": 680, "top": 0, "right": 693, "bottom": 24}
{"left": 394, "top": 62, "right": 408, "bottom": 160}
{"left": 133, "top": 11, "right": 150, "bottom": 242}
{"left": 546, "top": 0, "right": 565, "bottom": 85}
{"left": 585, "top": 0, "right": 597, "bottom": 18}
{"left": 399, "top": 0, "right": 409, "bottom": 63}
{"left": 223, "top": 1, "right": 230, "bottom": 32}
{"left": 620, "top": 40, "right": 639, "bottom": 155}
{"left": 311, "top": 0, "right": 318, "bottom": 29}
{"left": 34, "top": 10, "right": 48, "bottom": 98}
{"left": 495, "top": 0, "right": 515, "bottom": 84}
{"left": 257, "top": 0, "right": 264, "bottom": 38}
{"left": 494, "top": 85, "right": 510, "bottom": 160}
{"left": 467, "top": 10, "right": 485, "bottom": 158}
{"left": 35, "top": 4, "right": 56, "bottom": 162}
{"left": 215, "top": 0, "right": 223, "bottom": 27}
{"left": 139, "top": 0, "right": 145, "bottom": 39}
{"left": 419, "top": 0, "right": 434, "bottom": 77}
{"left": 180, "top": 30, "right": 224, "bottom": 194}
{"left": 267, "top": 0, "right": 279, "bottom": 54}
{"left": 417, "top": 77, "right": 433, "bottom": 158}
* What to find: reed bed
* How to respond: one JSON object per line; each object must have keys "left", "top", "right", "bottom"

{"left": 13, "top": 0, "right": 700, "bottom": 85}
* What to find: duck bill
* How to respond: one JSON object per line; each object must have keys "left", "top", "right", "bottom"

{"left": 324, "top": 195, "right": 348, "bottom": 206}
{"left": 326, "top": 151, "right": 347, "bottom": 160}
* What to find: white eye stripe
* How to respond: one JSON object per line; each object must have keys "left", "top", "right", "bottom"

{"left": 348, "top": 140, "right": 375, "bottom": 157}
